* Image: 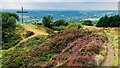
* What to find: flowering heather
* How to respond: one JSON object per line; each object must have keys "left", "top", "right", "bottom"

{"left": 3, "top": 29, "right": 108, "bottom": 67}
{"left": 33, "top": 29, "right": 108, "bottom": 67}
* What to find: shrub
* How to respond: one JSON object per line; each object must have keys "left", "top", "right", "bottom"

{"left": 42, "top": 15, "right": 53, "bottom": 28}
{"left": 67, "top": 23, "right": 83, "bottom": 30}
{"left": 45, "top": 27, "right": 54, "bottom": 35}
{"left": 54, "top": 19, "right": 68, "bottom": 26}
{"left": 37, "top": 22, "right": 42, "bottom": 25}
{"left": 2, "top": 35, "right": 52, "bottom": 67}
{"left": 23, "top": 31, "right": 34, "bottom": 38}
{"left": 51, "top": 29, "right": 92, "bottom": 52}
{"left": 2, "top": 12, "right": 22, "bottom": 50}
{"left": 32, "top": 22, "right": 37, "bottom": 25}
{"left": 52, "top": 26, "right": 66, "bottom": 31}
{"left": 32, "top": 22, "right": 42, "bottom": 25}
{"left": 3, "top": 29, "right": 108, "bottom": 67}
{"left": 16, "top": 23, "right": 23, "bottom": 29}
{"left": 33, "top": 30, "right": 108, "bottom": 67}
{"left": 82, "top": 20, "right": 93, "bottom": 26}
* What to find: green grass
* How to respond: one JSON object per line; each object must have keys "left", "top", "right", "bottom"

{"left": 109, "top": 31, "right": 118, "bottom": 66}
{"left": 2, "top": 35, "right": 52, "bottom": 67}
{"left": 3, "top": 35, "right": 51, "bottom": 55}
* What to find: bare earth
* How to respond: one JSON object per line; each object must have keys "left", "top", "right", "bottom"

{"left": 17, "top": 24, "right": 49, "bottom": 46}
{"left": 101, "top": 33, "right": 114, "bottom": 67}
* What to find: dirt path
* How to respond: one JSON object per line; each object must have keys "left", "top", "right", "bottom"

{"left": 102, "top": 33, "right": 114, "bottom": 66}
{"left": 17, "top": 24, "right": 48, "bottom": 46}
{"left": 84, "top": 26, "right": 115, "bottom": 66}
{"left": 23, "top": 24, "right": 48, "bottom": 35}
{"left": 5, "top": 24, "right": 48, "bottom": 51}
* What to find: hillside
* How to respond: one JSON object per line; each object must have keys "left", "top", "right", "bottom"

{"left": 17, "top": 24, "right": 48, "bottom": 46}
{"left": 2, "top": 24, "right": 119, "bottom": 67}
{"left": 4, "top": 24, "right": 49, "bottom": 51}
{"left": 1, "top": 11, "right": 119, "bottom": 68}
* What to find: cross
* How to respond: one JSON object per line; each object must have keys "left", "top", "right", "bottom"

{"left": 17, "top": 7, "right": 28, "bottom": 24}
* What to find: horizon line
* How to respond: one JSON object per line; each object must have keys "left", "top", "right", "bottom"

{"left": 1, "top": 9, "right": 118, "bottom": 11}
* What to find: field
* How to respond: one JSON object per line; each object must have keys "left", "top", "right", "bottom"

{"left": 2, "top": 10, "right": 117, "bottom": 24}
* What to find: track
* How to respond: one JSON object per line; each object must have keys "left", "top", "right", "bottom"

{"left": 101, "top": 33, "right": 114, "bottom": 66}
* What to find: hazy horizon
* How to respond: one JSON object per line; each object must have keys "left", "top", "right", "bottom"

{"left": 0, "top": 2, "right": 119, "bottom": 10}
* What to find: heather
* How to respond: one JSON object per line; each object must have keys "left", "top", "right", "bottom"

{"left": 2, "top": 29, "right": 109, "bottom": 67}
{"left": 1, "top": 12, "right": 119, "bottom": 68}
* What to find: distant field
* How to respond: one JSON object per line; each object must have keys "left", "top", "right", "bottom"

{"left": 83, "top": 18, "right": 99, "bottom": 21}
{"left": 1, "top": 9, "right": 117, "bottom": 23}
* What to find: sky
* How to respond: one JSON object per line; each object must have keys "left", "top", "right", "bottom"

{"left": 1, "top": 0, "right": 120, "bottom": 2}
{"left": 0, "top": 0, "right": 120, "bottom": 10}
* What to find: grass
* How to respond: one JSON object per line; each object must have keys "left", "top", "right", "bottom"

{"left": 109, "top": 31, "right": 119, "bottom": 66}
{"left": 3, "top": 35, "right": 51, "bottom": 54}
{"left": 2, "top": 24, "right": 119, "bottom": 67}
{"left": 2, "top": 35, "right": 52, "bottom": 67}
{"left": 84, "top": 27, "right": 119, "bottom": 66}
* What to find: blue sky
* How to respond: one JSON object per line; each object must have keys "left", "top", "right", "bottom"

{"left": 0, "top": 0, "right": 120, "bottom": 10}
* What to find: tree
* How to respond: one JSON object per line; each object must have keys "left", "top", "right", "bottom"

{"left": 42, "top": 15, "right": 53, "bottom": 28}
{"left": 54, "top": 19, "right": 68, "bottom": 26}
{"left": 2, "top": 12, "right": 19, "bottom": 28}
{"left": 2, "top": 12, "right": 22, "bottom": 49}
{"left": 82, "top": 20, "right": 93, "bottom": 26}
{"left": 96, "top": 15, "right": 120, "bottom": 27}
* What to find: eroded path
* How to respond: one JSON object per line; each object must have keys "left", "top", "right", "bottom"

{"left": 84, "top": 26, "right": 115, "bottom": 66}
{"left": 102, "top": 33, "right": 114, "bottom": 66}
{"left": 17, "top": 24, "right": 48, "bottom": 46}
{"left": 6, "top": 24, "right": 48, "bottom": 51}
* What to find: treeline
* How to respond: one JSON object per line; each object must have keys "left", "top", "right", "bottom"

{"left": 96, "top": 15, "right": 120, "bottom": 27}
{"left": 39, "top": 15, "right": 120, "bottom": 29}
{"left": 34, "top": 15, "right": 94, "bottom": 31}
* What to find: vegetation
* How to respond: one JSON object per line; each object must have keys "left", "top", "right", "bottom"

{"left": 32, "top": 21, "right": 42, "bottom": 25}
{"left": 42, "top": 15, "right": 53, "bottom": 28}
{"left": 52, "top": 26, "right": 67, "bottom": 31}
{"left": 33, "top": 29, "right": 108, "bottom": 67}
{"left": 96, "top": 15, "right": 120, "bottom": 27}
{"left": 2, "top": 35, "right": 52, "bottom": 67}
{"left": 67, "top": 23, "right": 83, "bottom": 30}
{"left": 2, "top": 11, "right": 119, "bottom": 68}
{"left": 11, "top": 10, "right": 117, "bottom": 24}
{"left": 2, "top": 12, "right": 22, "bottom": 50}
{"left": 82, "top": 20, "right": 93, "bottom": 26}
{"left": 54, "top": 19, "right": 68, "bottom": 26}
{"left": 0, "top": 11, "right": 2, "bottom": 46}
{"left": 23, "top": 31, "right": 34, "bottom": 38}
